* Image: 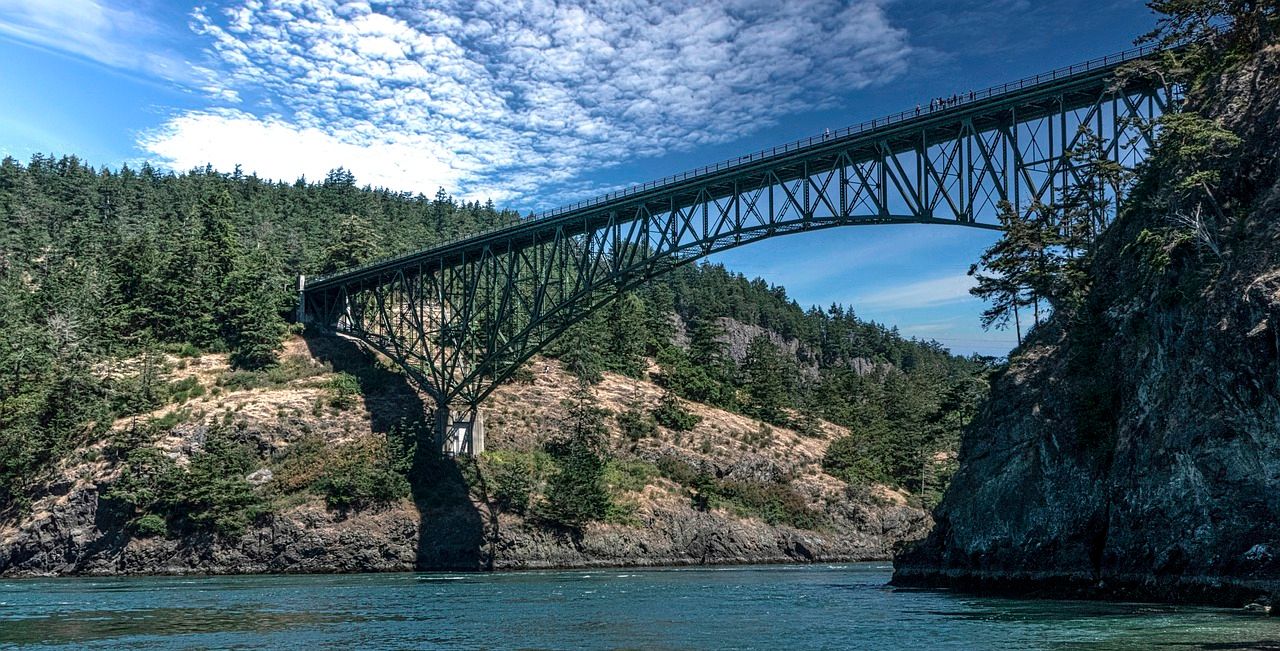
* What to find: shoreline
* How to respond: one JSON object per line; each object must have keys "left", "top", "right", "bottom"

{"left": 1, "top": 554, "right": 894, "bottom": 580}
{"left": 891, "top": 565, "right": 1280, "bottom": 610}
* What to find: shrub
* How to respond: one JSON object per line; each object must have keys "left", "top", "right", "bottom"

{"left": 163, "top": 428, "right": 270, "bottom": 538}
{"left": 485, "top": 451, "right": 536, "bottom": 514}
{"left": 506, "top": 365, "right": 536, "bottom": 385}
{"left": 133, "top": 513, "right": 168, "bottom": 538}
{"left": 616, "top": 408, "right": 657, "bottom": 441}
{"left": 712, "top": 479, "right": 822, "bottom": 530}
{"left": 166, "top": 376, "right": 205, "bottom": 403}
{"left": 328, "top": 372, "right": 362, "bottom": 410}
{"left": 270, "top": 435, "right": 330, "bottom": 493}
{"left": 313, "top": 437, "right": 411, "bottom": 512}
{"left": 651, "top": 391, "right": 701, "bottom": 432}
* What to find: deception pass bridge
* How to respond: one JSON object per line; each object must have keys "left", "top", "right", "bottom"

{"left": 298, "top": 44, "right": 1176, "bottom": 455}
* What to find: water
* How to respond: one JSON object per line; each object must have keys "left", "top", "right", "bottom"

{"left": 0, "top": 563, "right": 1274, "bottom": 650}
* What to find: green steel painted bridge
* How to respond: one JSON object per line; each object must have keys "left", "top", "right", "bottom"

{"left": 299, "top": 44, "right": 1175, "bottom": 455}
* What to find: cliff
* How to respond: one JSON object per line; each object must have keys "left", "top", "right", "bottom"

{"left": 0, "top": 336, "right": 927, "bottom": 576}
{"left": 893, "top": 44, "right": 1280, "bottom": 606}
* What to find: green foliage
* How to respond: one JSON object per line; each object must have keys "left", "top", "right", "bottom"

{"left": 320, "top": 213, "right": 379, "bottom": 274}
{"left": 328, "top": 372, "right": 362, "bottom": 410}
{"left": 541, "top": 385, "right": 612, "bottom": 528}
{"left": 224, "top": 245, "right": 287, "bottom": 370}
{"left": 269, "top": 434, "right": 330, "bottom": 493}
{"left": 652, "top": 455, "right": 820, "bottom": 529}
{"left": 603, "top": 292, "right": 649, "bottom": 378}
{"left": 483, "top": 450, "right": 538, "bottom": 514}
{"left": 107, "top": 425, "right": 269, "bottom": 539}
{"left": 968, "top": 201, "right": 1065, "bottom": 344}
{"left": 133, "top": 513, "right": 168, "bottom": 538}
{"left": 823, "top": 433, "right": 887, "bottom": 485}
{"left": 0, "top": 155, "right": 517, "bottom": 510}
{"left": 313, "top": 437, "right": 411, "bottom": 513}
{"left": 616, "top": 407, "right": 658, "bottom": 441}
{"left": 164, "top": 428, "right": 270, "bottom": 537}
{"left": 711, "top": 479, "right": 823, "bottom": 530}
{"left": 739, "top": 335, "right": 795, "bottom": 425}
{"left": 1143, "top": 0, "right": 1278, "bottom": 56}
{"left": 650, "top": 391, "right": 702, "bottom": 432}
{"left": 551, "top": 312, "right": 607, "bottom": 384}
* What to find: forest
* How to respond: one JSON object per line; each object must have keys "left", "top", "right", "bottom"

{"left": 0, "top": 154, "right": 989, "bottom": 517}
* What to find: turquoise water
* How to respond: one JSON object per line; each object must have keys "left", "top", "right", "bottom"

{"left": 0, "top": 563, "right": 1274, "bottom": 650}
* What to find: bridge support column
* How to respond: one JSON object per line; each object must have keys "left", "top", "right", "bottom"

{"left": 434, "top": 403, "right": 484, "bottom": 457}
{"left": 296, "top": 275, "right": 308, "bottom": 324}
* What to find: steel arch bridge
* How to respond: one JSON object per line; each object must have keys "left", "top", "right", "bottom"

{"left": 299, "top": 45, "right": 1175, "bottom": 455}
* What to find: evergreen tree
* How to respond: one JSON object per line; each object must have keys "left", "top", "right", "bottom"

{"left": 968, "top": 202, "right": 1065, "bottom": 343}
{"left": 543, "top": 384, "right": 611, "bottom": 527}
{"left": 321, "top": 213, "right": 378, "bottom": 274}
{"left": 603, "top": 293, "right": 648, "bottom": 378}
{"left": 224, "top": 246, "right": 287, "bottom": 370}
{"left": 740, "top": 335, "right": 793, "bottom": 425}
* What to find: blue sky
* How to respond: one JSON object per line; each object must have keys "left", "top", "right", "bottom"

{"left": 0, "top": 0, "right": 1157, "bottom": 356}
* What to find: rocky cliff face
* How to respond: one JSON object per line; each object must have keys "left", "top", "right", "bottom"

{"left": 894, "top": 44, "right": 1280, "bottom": 606}
{"left": 0, "top": 337, "right": 928, "bottom": 577}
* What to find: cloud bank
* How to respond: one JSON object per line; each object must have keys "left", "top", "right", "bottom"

{"left": 141, "top": 0, "right": 911, "bottom": 205}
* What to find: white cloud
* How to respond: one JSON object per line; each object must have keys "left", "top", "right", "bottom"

{"left": 140, "top": 0, "right": 911, "bottom": 204}
{"left": 854, "top": 273, "right": 977, "bottom": 311}
{"left": 0, "top": 0, "right": 199, "bottom": 83}
{"left": 138, "top": 109, "right": 486, "bottom": 199}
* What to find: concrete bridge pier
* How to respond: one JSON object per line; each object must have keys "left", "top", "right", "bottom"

{"left": 434, "top": 403, "right": 484, "bottom": 457}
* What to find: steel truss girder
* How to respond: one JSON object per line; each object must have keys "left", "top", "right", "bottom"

{"left": 302, "top": 59, "right": 1171, "bottom": 412}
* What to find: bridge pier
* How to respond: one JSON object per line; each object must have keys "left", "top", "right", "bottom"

{"left": 434, "top": 403, "right": 484, "bottom": 457}
{"left": 296, "top": 275, "right": 308, "bottom": 324}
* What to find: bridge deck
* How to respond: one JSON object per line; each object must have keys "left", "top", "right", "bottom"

{"left": 304, "top": 43, "right": 1164, "bottom": 293}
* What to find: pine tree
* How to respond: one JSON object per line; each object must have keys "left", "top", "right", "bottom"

{"left": 320, "top": 213, "right": 378, "bottom": 274}
{"left": 224, "top": 246, "right": 286, "bottom": 370}
{"left": 968, "top": 202, "right": 1065, "bottom": 344}
{"left": 740, "top": 335, "right": 793, "bottom": 425}
{"left": 603, "top": 293, "right": 647, "bottom": 378}
{"left": 543, "top": 384, "right": 611, "bottom": 527}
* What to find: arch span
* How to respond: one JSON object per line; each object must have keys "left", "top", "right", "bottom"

{"left": 300, "top": 45, "right": 1174, "bottom": 453}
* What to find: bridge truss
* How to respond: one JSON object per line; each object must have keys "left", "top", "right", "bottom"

{"left": 300, "top": 45, "right": 1175, "bottom": 454}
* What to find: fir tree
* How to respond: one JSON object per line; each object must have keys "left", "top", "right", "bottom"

{"left": 543, "top": 384, "right": 611, "bottom": 527}
{"left": 224, "top": 246, "right": 286, "bottom": 370}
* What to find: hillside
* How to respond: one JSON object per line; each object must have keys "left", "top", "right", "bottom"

{"left": 0, "top": 335, "right": 929, "bottom": 575}
{"left": 894, "top": 38, "right": 1280, "bottom": 606}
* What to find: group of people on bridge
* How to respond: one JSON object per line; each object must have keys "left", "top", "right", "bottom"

{"left": 916, "top": 90, "right": 978, "bottom": 116}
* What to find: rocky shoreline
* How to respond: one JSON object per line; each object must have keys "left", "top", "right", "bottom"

{"left": 890, "top": 44, "right": 1280, "bottom": 610}
{"left": 1, "top": 481, "right": 928, "bottom": 577}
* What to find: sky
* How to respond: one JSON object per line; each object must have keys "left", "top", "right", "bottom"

{"left": 0, "top": 0, "right": 1158, "bottom": 356}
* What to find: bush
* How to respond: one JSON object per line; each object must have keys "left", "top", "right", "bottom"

{"left": 107, "top": 425, "right": 270, "bottom": 539}
{"left": 651, "top": 392, "right": 701, "bottom": 432}
{"left": 485, "top": 451, "right": 537, "bottom": 514}
{"left": 616, "top": 408, "right": 657, "bottom": 441}
{"left": 313, "top": 437, "right": 411, "bottom": 512}
{"left": 270, "top": 435, "right": 330, "bottom": 493}
{"left": 164, "top": 428, "right": 270, "bottom": 538}
{"left": 506, "top": 365, "right": 536, "bottom": 385}
{"left": 133, "top": 513, "right": 168, "bottom": 538}
{"left": 328, "top": 372, "right": 362, "bottom": 410}
{"left": 166, "top": 376, "right": 205, "bottom": 403}
{"left": 603, "top": 459, "right": 658, "bottom": 494}
{"left": 712, "top": 479, "right": 822, "bottom": 530}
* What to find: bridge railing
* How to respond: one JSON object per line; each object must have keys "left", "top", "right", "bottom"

{"left": 307, "top": 42, "right": 1164, "bottom": 286}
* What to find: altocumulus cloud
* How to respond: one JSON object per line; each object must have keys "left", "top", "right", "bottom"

{"left": 141, "top": 0, "right": 911, "bottom": 205}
